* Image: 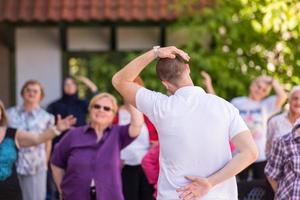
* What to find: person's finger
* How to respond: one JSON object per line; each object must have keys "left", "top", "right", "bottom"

{"left": 179, "top": 190, "right": 192, "bottom": 199}
{"left": 165, "top": 54, "right": 176, "bottom": 59}
{"left": 185, "top": 176, "right": 199, "bottom": 182}
{"left": 57, "top": 114, "right": 62, "bottom": 121}
{"left": 178, "top": 51, "right": 190, "bottom": 61}
{"left": 71, "top": 118, "right": 77, "bottom": 125}
{"left": 177, "top": 184, "right": 192, "bottom": 192}
{"left": 201, "top": 71, "right": 208, "bottom": 77}
{"left": 181, "top": 192, "right": 195, "bottom": 200}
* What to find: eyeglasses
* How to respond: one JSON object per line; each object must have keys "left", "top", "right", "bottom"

{"left": 92, "top": 104, "right": 114, "bottom": 112}
{"left": 25, "top": 88, "right": 40, "bottom": 94}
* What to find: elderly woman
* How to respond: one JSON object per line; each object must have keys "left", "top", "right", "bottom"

{"left": 265, "top": 120, "right": 300, "bottom": 199}
{"left": 51, "top": 93, "right": 144, "bottom": 200}
{"left": 265, "top": 86, "right": 300, "bottom": 158}
{"left": 0, "top": 100, "right": 75, "bottom": 200}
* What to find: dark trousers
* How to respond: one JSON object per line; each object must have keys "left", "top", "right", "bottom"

{"left": 122, "top": 165, "right": 154, "bottom": 200}
{"left": 238, "top": 179, "right": 274, "bottom": 200}
{"left": 238, "top": 161, "right": 267, "bottom": 181}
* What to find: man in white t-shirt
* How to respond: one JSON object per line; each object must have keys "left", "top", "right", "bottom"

{"left": 112, "top": 46, "right": 258, "bottom": 200}
{"left": 231, "top": 75, "right": 287, "bottom": 180}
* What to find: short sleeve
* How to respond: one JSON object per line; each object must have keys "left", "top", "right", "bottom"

{"left": 262, "top": 96, "right": 278, "bottom": 116}
{"left": 51, "top": 130, "right": 73, "bottom": 169}
{"left": 264, "top": 138, "right": 284, "bottom": 180}
{"left": 118, "top": 124, "right": 134, "bottom": 149}
{"left": 136, "top": 87, "right": 167, "bottom": 123}
{"left": 48, "top": 114, "right": 55, "bottom": 128}
{"left": 228, "top": 105, "right": 249, "bottom": 139}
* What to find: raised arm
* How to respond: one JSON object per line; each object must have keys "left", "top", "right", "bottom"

{"left": 127, "top": 104, "right": 144, "bottom": 138}
{"left": 177, "top": 130, "right": 258, "bottom": 199}
{"left": 78, "top": 76, "right": 98, "bottom": 93}
{"left": 200, "top": 71, "right": 215, "bottom": 95}
{"left": 271, "top": 78, "right": 287, "bottom": 109}
{"left": 112, "top": 46, "right": 190, "bottom": 106}
{"left": 16, "top": 115, "right": 76, "bottom": 147}
{"left": 260, "top": 76, "right": 287, "bottom": 109}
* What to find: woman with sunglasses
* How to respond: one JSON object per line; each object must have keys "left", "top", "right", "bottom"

{"left": 0, "top": 100, "right": 76, "bottom": 200}
{"left": 51, "top": 93, "right": 144, "bottom": 200}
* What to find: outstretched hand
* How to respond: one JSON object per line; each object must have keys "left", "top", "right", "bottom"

{"left": 157, "top": 46, "right": 190, "bottom": 62}
{"left": 56, "top": 114, "right": 77, "bottom": 132}
{"left": 176, "top": 176, "right": 212, "bottom": 200}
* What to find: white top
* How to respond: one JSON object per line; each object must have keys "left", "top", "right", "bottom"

{"left": 266, "top": 112, "right": 294, "bottom": 158}
{"left": 136, "top": 86, "right": 248, "bottom": 200}
{"left": 6, "top": 105, "right": 54, "bottom": 175}
{"left": 119, "top": 107, "right": 150, "bottom": 166}
{"left": 231, "top": 96, "right": 278, "bottom": 162}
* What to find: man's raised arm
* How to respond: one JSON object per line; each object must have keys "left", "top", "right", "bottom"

{"left": 112, "top": 46, "right": 190, "bottom": 106}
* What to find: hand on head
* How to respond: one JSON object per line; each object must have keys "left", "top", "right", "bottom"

{"left": 157, "top": 46, "right": 190, "bottom": 62}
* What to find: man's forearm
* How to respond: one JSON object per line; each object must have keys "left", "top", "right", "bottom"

{"left": 208, "top": 150, "right": 257, "bottom": 187}
{"left": 112, "top": 50, "right": 155, "bottom": 84}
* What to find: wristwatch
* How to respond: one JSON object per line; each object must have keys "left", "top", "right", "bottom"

{"left": 153, "top": 46, "right": 160, "bottom": 58}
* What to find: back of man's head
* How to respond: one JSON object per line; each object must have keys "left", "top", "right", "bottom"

{"left": 156, "top": 56, "right": 186, "bottom": 85}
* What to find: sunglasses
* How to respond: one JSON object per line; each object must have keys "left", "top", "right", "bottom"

{"left": 92, "top": 104, "right": 114, "bottom": 112}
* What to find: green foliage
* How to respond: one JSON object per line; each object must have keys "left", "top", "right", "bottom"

{"left": 174, "top": 0, "right": 300, "bottom": 99}
{"left": 68, "top": 52, "right": 166, "bottom": 103}
{"left": 69, "top": 0, "right": 300, "bottom": 102}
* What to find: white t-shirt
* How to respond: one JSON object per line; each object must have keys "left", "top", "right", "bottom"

{"left": 119, "top": 107, "right": 150, "bottom": 166}
{"left": 136, "top": 86, "right": 249, "bottom": 200}
{"left": 231, "top": 96, "right": 278, "bottom": 162}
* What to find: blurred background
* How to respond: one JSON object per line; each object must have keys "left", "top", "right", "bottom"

{"left": 0, "top": 0, "right": 299, "bottom": 106}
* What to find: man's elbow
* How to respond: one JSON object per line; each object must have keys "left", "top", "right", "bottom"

{"left": 112, "top": 73, "right": 120, "bottom": 90}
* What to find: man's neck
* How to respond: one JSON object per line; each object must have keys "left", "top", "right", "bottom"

{"left": 174, "top": 78, "right": 194, "bottom": 92}
{"left": 23, "top": 102, "right": 39, "bottom": 112}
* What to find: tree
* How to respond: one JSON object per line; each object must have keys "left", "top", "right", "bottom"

{"left": 173, "top": 0, "right": 300, "bottom": 99}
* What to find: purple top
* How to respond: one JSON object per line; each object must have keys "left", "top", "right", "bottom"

{"left": 51, "top": 124, "right": 134, "bottom": 200}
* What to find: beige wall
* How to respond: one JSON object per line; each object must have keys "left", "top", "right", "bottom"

{"left": 0, "top": 41, "right": 11, "bottom": 107}
{"left": 16, "top": 27, "right": 62, "bottom": 107}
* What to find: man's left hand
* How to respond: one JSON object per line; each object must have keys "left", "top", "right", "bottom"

{"left": 176, "top": 176, "right": 212, "bottom": 200}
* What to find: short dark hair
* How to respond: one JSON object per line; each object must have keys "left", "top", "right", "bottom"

{"left": 20, "top": 80, "right": 45, "bottom": 100}
{"left": 156, "top": 56, "right": 186, "bottom": 85}
{"left": 0, "top": 100, "right": 8, "bottom": 126}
